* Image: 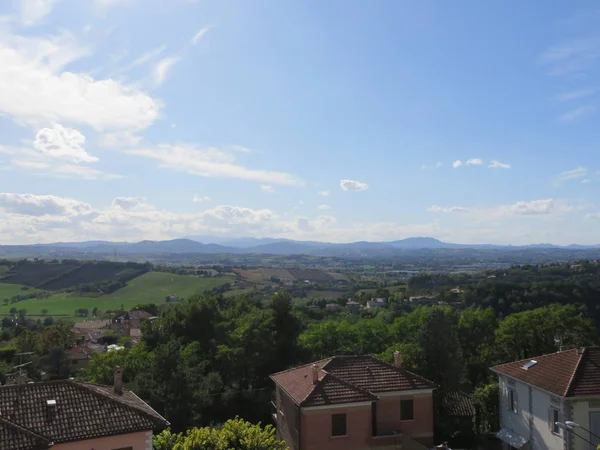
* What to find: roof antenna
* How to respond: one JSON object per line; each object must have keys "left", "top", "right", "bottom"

{"left": 554, "top": 335, "right": 563, "bottom": 352}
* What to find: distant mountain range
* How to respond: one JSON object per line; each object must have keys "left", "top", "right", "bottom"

{"left": 1, "top": 236, "right": 600, "bottom": 257}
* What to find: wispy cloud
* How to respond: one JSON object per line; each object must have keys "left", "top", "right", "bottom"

{"left": 153, "top": 56, "right": 181, "bottom": 87}
{"left": 452, "top": 160, "right": 463, "bottom": 168}
{"left": 466, "top": 158, "right": 484, "bottom": 166}
{"left": 421, "top": 161, "right": 443, "bottom": 170}
{"left": 557, "top": 166, "right": 588, "bottom": 182}
{"left": 581, "top": 179, "right": 592, "bottom": 184}
{"left": 191, "top": 26, "right": 212, "bottom": 45}
{"left": 116, "top": 45, "right": 166, "bottom": 74}
{"left": 488, "top": 160, "right": 511, "bottom": 169}
{"left": 540, "top": 36, "right": 600, "bottom": 77}
{"left": 428, "top": 205, "right": 470, "bottom": 213}
{"left": 261, "top": 185, "right": 275, "bottom": 193}
{"left": 19, "top": 0, "right": 60, "bottom": 26}
{"left": 318, "top": 190, "right": 330, "bottom": 197}
{"left": 559, "top": 105, "right": 597, "bottom": 122}
{"left": 556, "top": 88, "right": 598, "bottom": 101}
{"left": 318, "top": 204, "right": 331, "bottom": 210}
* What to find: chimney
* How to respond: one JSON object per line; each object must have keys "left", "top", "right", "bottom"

{"left": 394, "top": 351, "right": 402, "bottom": 368}
{"left": 114, "top": 366, "right": 123, "bottom": 395}
{"left": 312, "top": 364, "right": 319, "bottom": 384}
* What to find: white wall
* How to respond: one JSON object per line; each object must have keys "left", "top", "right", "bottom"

{"left": 499, "top": 375, "right": 531, "bottom": 442}
{"left": 572, "top": 399, "right": 600, "bottom": 450}
{"left": 498, "top": 375, "right": 566, "bottom": 450}
{"left": 530, "top": 386, "right": 564, "bottom": 450}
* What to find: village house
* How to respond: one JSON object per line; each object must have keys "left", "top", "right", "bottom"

{"left": 0, "top": 367, "right": 168, "bottom": 450}
{"left": 346, "top": 300, "right": 361, "bottom": 313}
{"left": 366, "top": 298, "right": 386, "bottom": 309}
{"left": 270, "top": 352, "right": 435, "bottom": 450}
{"left": 491, "top": 347, "right": 600, "bottom": 450}
{"left": 66, "top": 342, "right": 105, "bottom": 371}
{"left": 325, "top": 303, "right": 341, "bottom": 312}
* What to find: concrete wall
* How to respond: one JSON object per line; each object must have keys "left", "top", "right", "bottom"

{"left": 52, "top": 431, "right": 152, "bottom": 450}
{"left": 276, "top": 386, "right": 301, "bottom": 450}
{"left": 300, "top": 403, "right": 373, "bottom": 450}
{"left": 530, "top": 387, "right": 565, "bottom": 450}
{"left": 572, "top": 399, "right": 600, "bottom": 450}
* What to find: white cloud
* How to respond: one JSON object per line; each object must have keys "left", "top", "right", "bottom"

{"left": 94, "top": 0, "right": 132, "bottom": 9}
{"left": 153, "top": 56, "right": 180, "bottom": 87}
{"left": 34, "top": 123, "right": 98, "bottom": 163}
{"left": 0, "top": 29, "right": 160, "bottom": 131}
{"left": 317, "top": 204, "right": 331, "bottom": 210}
{"left": 509, "top": 199, "right": 555, "bottom": 215}
{"left": 452, "top": 160, "right": 463, "bottom": 168}
{"left": 560, "top": 106, "right": 597, "bottom": 122}
{"left": 0, "top": 145, "right": 121, "bottom": 180}
{"left": 19, "top": 0, "right": 60, "bottom": 26}
{"left": 428, "top": 205, "right": 470, "bottom": 213}
{"left": 581, "top": 179, "right": 591, "bottom": 184}
{"left": 0, "top": 193, "right": 92, "bottom": 217}
{"left": 191, "top": 26, "right": 212, "bottom": 45}
{"left": 488, "top": 160, "right": 511, "bottom": 169}
{"left": 556, "top": 88, "right": 598, "bottom": 101}
{"left": 98, "top": 131, "right": 142, "bottom": 148}
{"left": 340, "top": 179, "right": 369, "bottom": 191}
{"left": 436, "top": 161, "right": 443, "bottom": 167}
{"left": 192, "top": 194, "right": 211, "bottom": 202}
{"left": 558, "top": 166, "right": 588, "bottom": 181}
{"left": 318, "top": 190, "right": 330, "bottom": 196}
{"left": 111, "top": 197, "right": 145, "bottom": 211}
{"left": 127, "top": 144, "right": 303, "bottom": 186}
{"left": 466, "top": 158, "right": 484, "bottom": 166}
{"left": 540, "top": 36, "right": 600, "bottom": 77}
{"left": 261, "top": 185, "right": 275, "bottom": 193}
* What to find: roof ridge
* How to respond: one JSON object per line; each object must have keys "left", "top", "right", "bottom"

{"left": 0, "top": 415, "right": 53, "bottom": 446}
{"left": 366, "top": 355, "right": 438, "bottom": 388}
{"left": 299, "top": 371, "right": 377, "bottom": 407}
{"left": 270, "top": 357, "right": 332, "bottom": 377}
{"left": 493, "top": 347, "right": 580, "bottom": 369}
{"left": 564, "top": 347, "right": 586, "bottom": 397}
{"left": 72, "top": 381, "right": 167, "bottom": 426}
{"left": 297, "top": 368, "right": 329, "bottom": 405}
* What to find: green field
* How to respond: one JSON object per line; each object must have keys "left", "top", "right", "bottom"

{"left": 0, "top": 283, "right": 45, "bottom": 301}
{"left": 105, "top": 272, "right": 234, "bottom": 303}
{"left": 0, "top": 272, "right": 234, "bottom": 317}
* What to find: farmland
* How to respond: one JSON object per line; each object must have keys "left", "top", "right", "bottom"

{"left": 233, "top": 268, "right": 349, "bottom": 283}
{"left": 1, "top": 262, "right": 79, "bottom": 287}
{"left": 0, "top": 271, "right": 234, "bottom": 318}
{"left": 105, "top": 272, "right": 234, "bottom": 303}
{"left": 39, "top": 264, "right": 146, "bottom": 290}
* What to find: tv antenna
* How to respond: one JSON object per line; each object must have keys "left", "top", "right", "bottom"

{"left": 554, "top": 335, "right": 563, "bottom": 352}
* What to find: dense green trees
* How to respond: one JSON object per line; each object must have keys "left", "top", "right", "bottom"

{"left": 153, "top": 417, "right": 287, "bottom": 450}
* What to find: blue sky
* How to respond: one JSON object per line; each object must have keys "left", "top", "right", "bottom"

{"left": 0, "top": 0, "right": 599, "bottom": 245}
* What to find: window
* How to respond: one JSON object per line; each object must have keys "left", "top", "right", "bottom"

{"left": 508, "top": 389, "right": 518, "bottom": 413}
{"left": 400, "top": 399, "right": 414, "bottom": 421}
{"left": 549, "top": 408, "right": 560, "bottom": 435}
{"left": 331, "top": 413, "right": 347, "bottom": 437}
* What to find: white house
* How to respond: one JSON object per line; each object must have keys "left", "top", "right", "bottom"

{"left": 491, "top": 347, "right": 600, "bottom": 450}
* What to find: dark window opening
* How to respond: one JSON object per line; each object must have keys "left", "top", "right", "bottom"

{"left": 332, "top": 413, "right": 347, "bottom": 437}
{"left": 371, "top": 402, "right": 377, "bottom": 436}
{"left": 401, "top": 399, "right": 414, "bottom": 421}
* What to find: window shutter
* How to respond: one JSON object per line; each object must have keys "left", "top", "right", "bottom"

{"left": 514, "top": 391, "right": 519, "bottom": 413}
{"left": 548, "top": 408, "right": 552, "bottom": 431}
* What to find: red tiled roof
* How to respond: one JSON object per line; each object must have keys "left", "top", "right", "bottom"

{"left": 0, "top": 380, "right": 169, "bottom": 445}
{"left": 270, "top": 355, "right": 435, "bottom": 407}
{"left": 441, "top": 391, "right": 475, "bottom": 417}
{"left": 491, "top": 347, "right": 600, "bottom": 397}
{"left": 0, "top": 416, "right": 51, "bottom": 450}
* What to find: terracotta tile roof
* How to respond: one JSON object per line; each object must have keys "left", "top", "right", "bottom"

{"left": 491, "top": 347, "right": 600, "bottom": 397}
{"left": 270, "top": 355, "right": 435, "bottom": 407}
{"left": 441, "top": 391, "right": 475, "bottom": 417}
{"left": 0, "top": 416, "right": 51, "bottom": 450}
{"left": 0, "top": 380, "right": 169, "bottom": 445}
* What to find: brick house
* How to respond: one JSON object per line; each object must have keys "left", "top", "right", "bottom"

{"left": 0, "top": 367, "right": 168, "bottom": 450}
{"left": 270, "top": 353, "right": 435, "bottom": 450}
{"left": 491, "top": 347, "right": 600, "bottom": 450}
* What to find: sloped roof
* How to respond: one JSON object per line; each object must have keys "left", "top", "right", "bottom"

{"left": 441, "top": 391, "right": 475, "bottom": 417}
{"left": 491, "top": 347, "right": 600, "bottom": 397}
{"left": 0, "top": 416, "right": 51, "bottom": 450}
{"left": 0, "top": 380, "right": 169, "bottom": 445}
{"left": 271, "top": 355, "right": 435, "bottom": 407}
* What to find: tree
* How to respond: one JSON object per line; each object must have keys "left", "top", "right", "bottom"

{"left": 42, "top": 347, "right": 70, "bottom": 380}
{"left": 472, "top": 382, "right": 499, "bottom": 435}
{"left": 39, "top": 324, "right": 75, "bottom": 354}
{"left": 9, "top": 307, "right": 17, "bottom": 315}
{"left": 153, "top": 417, "right": 287, "bottom": 450}
{"left": 40, "top": 308, "right": 48, "bottom": 316}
